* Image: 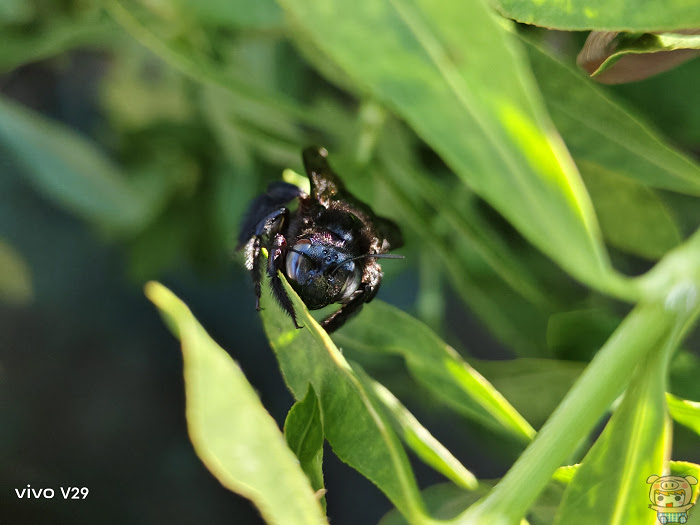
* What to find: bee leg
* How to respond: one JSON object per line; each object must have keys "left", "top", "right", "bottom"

{"left": 252, "top": 239, "right": 263, "bottom": 311}
{"left": 270, "top": 271, "right": 302, "bottom": 329}
{"left": 320, "top": 283, "right": 372, "bottom": 334}
{"left": 266, "top": 233, "right": 302, "bottom": 330}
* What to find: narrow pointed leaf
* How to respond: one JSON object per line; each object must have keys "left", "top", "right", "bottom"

{"left": 554, "top": 336, "right": 674, "bottom": 524}
{"left": 334, "top": 300, "right": 536, "bottom": 443}
{"left": 460, "top": 303, "right": 677, "bottom": 523}
{"left": 667, "top": 394, "right": 700, "bottom": 436}
{"left": 278, "top": 0, "right": 632, "bottom": 298}
{"left": 525, "top": 42, "right": 700, "bottom": 197}
{"left": 145, "top": 282, "right": 327, "bottom": 525}
{"left": 359, "top": 369, "right": 478, "bottom": 490}
{"left": 284, "top": 385, "right": 326, "bottom": 509}
{"left": 258, "top": 274, "right": 431, "bottom": 523}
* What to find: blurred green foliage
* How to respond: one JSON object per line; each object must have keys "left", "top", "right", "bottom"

{"left": 2, "top": 0, "right": 700, "bottom": 524}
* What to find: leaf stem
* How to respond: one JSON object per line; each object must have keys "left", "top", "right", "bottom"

{"left": 453, "top": 302, "right": 679, "bottom": 524}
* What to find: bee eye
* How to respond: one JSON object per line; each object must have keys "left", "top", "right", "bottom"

{"left": 286, "top": 241, "right": 314, "bottom": 284}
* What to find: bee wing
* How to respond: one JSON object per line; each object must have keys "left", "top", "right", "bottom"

{"left": 236, "top": 181, "right": 303, "bottom": 250}
{"left": 303, "top": 146, "right": 403, "bottom": 251}
{"left": 302, "top": 146, "right": 345, "bottom": 206}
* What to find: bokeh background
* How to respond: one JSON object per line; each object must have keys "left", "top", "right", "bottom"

{"left": 1, "top": 1, "right": 699, "bottom": 524}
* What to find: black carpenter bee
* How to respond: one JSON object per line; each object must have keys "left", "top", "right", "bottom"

{"left": 237, "top": 146, "right": 404, "bottom": 333}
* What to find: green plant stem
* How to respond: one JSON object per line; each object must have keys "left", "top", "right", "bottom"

{"left": 104, "top": 0, "right": 332, "bottom": 132}
{"left": 452, "top": 302, "right": 683, "bottom": 524}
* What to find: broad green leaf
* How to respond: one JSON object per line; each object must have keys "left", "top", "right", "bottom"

{"left": 374, "top": 138, "right": 555, "bottom": 356}
{"left": 0, "top": 239, "right": 33, "bottom": 305}
{"left": 489, "top": 0, "right": 700, "bottom": 31}
{"left": 667, "top": 393, "right": 700, "bottom": 437}
{"left": 589, "top": 32, "right": 700, "bottom": 78}
{"left": 171, "top": 0, "right": 282, "bottom": 28}
{"left": 278, "top": 0, "right": 632, "bottom": 298}
{"left": 145, "top": 282, "right": 327, "bottom": 525}
{"left": 0, "top": 96, "right": 151, "bottom": 235}
{"left": 579, "top": 161, "right": 682, "bottom": 259}
{"left": 524, "top": 42, "right": 700, "bottom": 197}
{"left": 258, "top": 273, "right": 431, "bottom": 522}
{"left": 473, "top": 358, "right": 585, "bottom": 428}
{"left": 284, "top": 385, "right": 326, "bottom": 510}
{"left": 360, "top": 370, "right": 478, "bottom": 490}
{"left": 554, "top": 334, "right": 674, "bottom": 524}
{"left": 334, "top": 300, "right": 536, "bottom": 443}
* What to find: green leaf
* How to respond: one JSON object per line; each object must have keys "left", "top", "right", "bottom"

{"left": 553, "top": 333, "right": 674, "bottom": 524}
{"left": 0, "top": 95, "right": 151, "bottom": 235}
{"left": 667, "top": 393, "right": 700, "bottom": 437}
{"left": 374, "top": 141, "right": 555, "bottom": 356}
{"left": 284, "top": 385, "right": 326, "bottom": 510}
{"left": 258, "top": 273, "right": 431, "bottom": 523}
{"left": 524, "top": 41, "right": 700, "bottom": 197}
{"left": 0, "top": 239, "right": 33, "bottom": 305}
{"left": 360, "top": 370, "right": 478, "bottom": 490}
{"left": 579, "top": 161, "right": 682, "bottom": 259}
{"left": 334, "top": 300, "right": 536, "bottom": 443}
{"left": 376, "top": 159, "right": 551, "bottom": 357}
{"left": 379, "top": 483, "right": 490, "bottom": 524}
{"left": 460, "top": 302, "right": 678, "bottom": 523}
{"left": 171, "top": 0, "right": 283, "bottom": 28}
{"left": 474, "top": 358, "right": 585, "bottom": 429}
{"left": 278, "top": 0, "right": 632, "bottom": 298}
{"left": 590, "top": 32, "right": 700, "bottom": 78}
{"left": 489, "top": 0, "right": 700, "bottom": 31}
{"left": 144, "top": 282, "right": 327, "bottom": 525}
{"left": 0, "top": 18, "right": 115, "bottom": 73}
{"left": 547, "top": 308, "right": 621, "bottom": 361}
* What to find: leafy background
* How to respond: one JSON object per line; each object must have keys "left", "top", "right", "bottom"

{"left": 0, "top": 0, "right": 699, "bottom": 524}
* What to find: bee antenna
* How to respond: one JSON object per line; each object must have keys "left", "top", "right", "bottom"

{"left": 330, "top": 253, "right": 404, "bottom": 275}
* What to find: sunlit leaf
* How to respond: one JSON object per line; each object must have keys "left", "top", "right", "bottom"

{"left": 489, "top": 0, "right": 700, "bottom": 31}
{"left": 554, "top": 339, "right": 673, "bottom": 524}
{"left": 359, "top": 370, "right": 478, "bottom": 490}
{"left": 525, "top": 41, "right": 700, "bottom": 197}
{"left": 258, "top": 272, "right": 431, "bottom": 522}
{"left": 145, "top": 282, "right": 327, "bottom": 525}
{"left": 334, "top": 300, "right": 536, "bottom": 443}
{"left": 667, "top": 393, "right": 700, "bottom": 437}
{"left": 278, "top": 0, "right": 632, "bottom": 298}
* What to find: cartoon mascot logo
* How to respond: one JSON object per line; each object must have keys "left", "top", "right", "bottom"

{"left": 647, "top": 474, "right": 697, "bottom": 524}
